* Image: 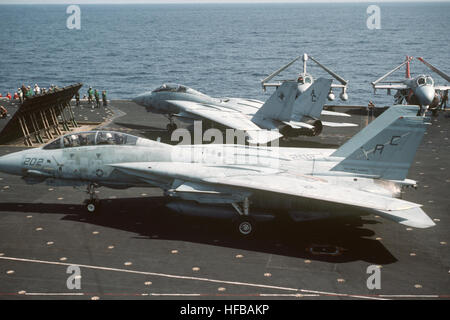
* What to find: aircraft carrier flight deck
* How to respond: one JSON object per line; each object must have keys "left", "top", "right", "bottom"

{"left": 0, "top": 99, "right": 448, "bottom": 300}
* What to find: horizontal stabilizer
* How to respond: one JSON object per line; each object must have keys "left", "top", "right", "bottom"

{"left": 376, "top": 207, "right": 435, "bottom": 229}
{"left": 281, "top": 120, "right": 314, "bottom": 129}
{"left": 321, "top": 110, "right": 351, "bottom": 117}
{"left": 321, "top": 121, "right": 358, "bottom": 127}
{"left": 246, "top": 130, "right": 283, "bottom": 144}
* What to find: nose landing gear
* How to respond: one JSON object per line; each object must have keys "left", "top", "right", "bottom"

{"left": 85, "top": 183, "right": 101, "bottom": 213}
{"left": 231, "top": 197, "right": 256, "bottom": 237}
{"left": 166, "top": 115, "right": 178, "bottom": 133}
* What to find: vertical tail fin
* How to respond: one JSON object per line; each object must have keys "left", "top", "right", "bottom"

{"left": 252, "top": 81, "right": 299, "bottom": 122}
{"left": 290, "top": 78, "right": 332, "bottom": 121}
{"left": 405, "top": 55, "right": 411, "bottom": 79}
{"left": 331, "top": 105, "right": 428, "bottom": 180}
{"left": 252, "top": 78, "right": 332, "bottom": 123}
{"left": 332, "top": 105, "right": 419, "bottom": 158}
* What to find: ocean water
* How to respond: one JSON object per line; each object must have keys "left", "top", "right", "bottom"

{"left": 0, "top": 2, "right": 448, "bottom": 106}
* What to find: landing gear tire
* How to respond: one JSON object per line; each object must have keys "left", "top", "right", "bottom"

{"left": 235, "top": 217, "right": 255, "bottom": 237}
{"left": 85, "top": 183, "right": 101, "bottom": 214}
{"left": 85, "top": 200, "right": 101, "bottom": 214}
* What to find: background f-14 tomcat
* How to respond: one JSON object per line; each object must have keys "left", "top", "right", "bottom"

{"left": 0, "top": 105, "right": 434, "bottom": 236}
{"left": 133, "top": 79, "right": 356, "bottom": 145}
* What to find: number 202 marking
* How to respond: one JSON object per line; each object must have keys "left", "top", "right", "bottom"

{"left": 24, "top": 158, "right": 44, "bottom": 167}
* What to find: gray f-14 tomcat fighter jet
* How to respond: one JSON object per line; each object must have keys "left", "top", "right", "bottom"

{"left": 133, "top": 79, "right": 356, "bottom": 144}
{"left": 0, "top": 105, "right": 434, "bottom": 235}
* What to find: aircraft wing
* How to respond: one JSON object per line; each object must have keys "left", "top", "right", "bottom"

{"left": 434, "top": 85, "right": 450, "bottom": 91}
{"left": 167, "top": 100, "right": 282, "bottom": 144}
{"left": 109, "top": 162, "right": 434, "bottom": 228}
{"left": 204, "top": 173, "right": 434, "bottom": 228}
{"left": 204, "top": 173, "right": 416, "bottom": 211}
{"left": 373, "top": 84, "right": 409, "bottom": 90}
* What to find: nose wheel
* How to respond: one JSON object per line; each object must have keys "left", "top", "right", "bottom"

{"left": 231, "top": 197, "right": 255, "bottom": 237}
{"left": 85, "top": 183, "right": 101, "bottom": 214}
{"left": 86, "top": 200, "right": 100, "bottom": 213}
{"left": 237, "top": 218, "right": 254, "bottom": 236}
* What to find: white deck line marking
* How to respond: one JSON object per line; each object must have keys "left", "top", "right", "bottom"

{"left": 25, "top": 293, "right": 85, "bottom": 296}
{"left": 148, "top": 293, "right": 202, "bottom": 297}
{"left": 0, "top": 256, "right": 384, "bottom": 300}
{"left": 0, "top": 256, "right": 298, "bottom": 292}
{"left": 259, "top": 294, "right": 320, "bottom": 297}
{"left": 16, "top": 293, "right": 320, "bottom": 297}
{"left": 378, "top": 294, "right": 440, "bottom": 298}
{"left": 299, "top": 289, "right": 387, "bottom": 300}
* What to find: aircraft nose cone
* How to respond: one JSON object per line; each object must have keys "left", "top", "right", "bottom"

{"left": 132, "top": 93, "right": 150, "bottom": 107}
{"left": 417, "top": 86, "right": 435, "bottom": 106}
{"left": 0, "top": 153, "right": 23, "bottom": 175}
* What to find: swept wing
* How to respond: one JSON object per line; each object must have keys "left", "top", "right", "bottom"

{"left": 166, "top": 100, "right": 282, "bottom": 144}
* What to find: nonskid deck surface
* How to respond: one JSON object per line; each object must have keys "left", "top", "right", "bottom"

{"left": 0, "top": 100, "right": 448, "bottom": 300}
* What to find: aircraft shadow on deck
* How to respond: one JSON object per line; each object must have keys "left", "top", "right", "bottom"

{"left": 0, "top": 196, "right": 396, "bottom": 265}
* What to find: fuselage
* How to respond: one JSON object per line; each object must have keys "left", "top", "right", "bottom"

{"left": 133, "top": 83, "right": 261, "bottom": 119}
{"left": 0, "top": 131, "right": 405, "bottom": 210}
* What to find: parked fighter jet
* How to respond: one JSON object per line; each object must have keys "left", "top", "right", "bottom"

{"left": 133, "top": 79, "right": 355, "bottom": 143}
{"left": 0, "top": 105, "right": 434, "bottom": 235}
{"left": 260, "top": 53, "right": 349, "bottom": 102}
{"left": 372, "top": 56, "right": 450, "bottom": 115}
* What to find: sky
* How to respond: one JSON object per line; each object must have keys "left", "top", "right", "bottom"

{"left": 0, "top": 0, "right": 449, "bottom": 4}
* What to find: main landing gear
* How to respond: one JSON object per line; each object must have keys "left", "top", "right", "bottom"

{"left": 166, "top": 115, "right": 177, "bottom": 133}
{"left": 231, "top": 197, "right": 255, "bottom": 237}
{"left": 85, "top": 183, "right": 101, "bottom": 213}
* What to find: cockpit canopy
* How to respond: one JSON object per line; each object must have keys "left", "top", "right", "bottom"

{"left": 152, "top": 83, "right": 207, "bottom": 97}
{"left": 417, "top": 75, "right": 434, "bottom": 86}
{"left": 43, "top": 131, "right": 139, "bottom": 150}
{"left": 297, "top": 74, "right": 313, "bottom": 85}
{"left": 153, "top": 83, "right": 187, "bottom": 93}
